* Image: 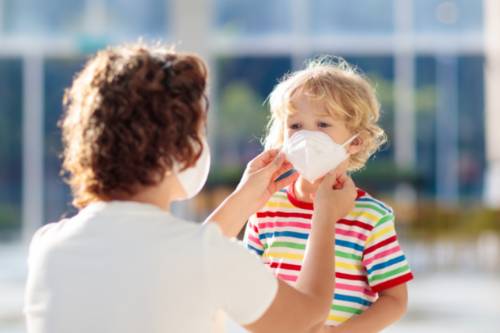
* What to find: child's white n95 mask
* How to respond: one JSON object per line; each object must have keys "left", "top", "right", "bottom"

{"left": 283, "top": 130, "right": 357, "bottom": 183}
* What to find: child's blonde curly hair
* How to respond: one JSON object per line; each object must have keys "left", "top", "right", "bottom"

{"left": 264, "top": 56, "right": 387, "bottom": 172}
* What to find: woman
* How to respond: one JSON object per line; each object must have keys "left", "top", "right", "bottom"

{"left": 24, "top": 42, "right": 357, "bottom": 333}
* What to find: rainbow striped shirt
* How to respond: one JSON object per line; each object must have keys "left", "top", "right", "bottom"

{"left": 244, "top": 186, "right": 413, "bottom": 326}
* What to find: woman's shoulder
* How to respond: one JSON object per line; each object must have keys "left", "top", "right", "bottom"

{"left": 27, "top": 219, "right": 71, "bottom": 264}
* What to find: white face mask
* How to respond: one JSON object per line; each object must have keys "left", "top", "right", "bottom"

{"left": 283, "top": 130, "right": 357, "bottom": 183}
{"left": 175, "top": 138, "right": 211, "bottom": 199}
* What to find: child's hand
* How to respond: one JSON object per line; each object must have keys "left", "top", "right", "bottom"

{"left": 314, "top": 171, "right": 357, "bottom": 222}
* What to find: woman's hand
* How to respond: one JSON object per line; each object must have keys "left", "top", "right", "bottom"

{"left": 235, "top": 149, "right": 299, "bottom": 216}
{"left": 204, "top": 149, "right": 298, "bottom": 237}
{"left": 314, "top": 172, "right": 357, "bottom": 222}
{"left": 309, "top": 322, "right": 342, "bottom": 333}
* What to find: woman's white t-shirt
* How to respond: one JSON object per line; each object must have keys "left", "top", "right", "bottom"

{"left": 24, "top": 201, "right": 278, "bottom": 333}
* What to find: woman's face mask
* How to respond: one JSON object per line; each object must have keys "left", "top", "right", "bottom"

{"left": 283, "top": 130, "right": 357, "bottom": 183}
{"left": 174, "top": 137, "right": 211, "bottom": 199}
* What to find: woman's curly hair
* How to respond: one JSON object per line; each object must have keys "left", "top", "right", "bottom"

{"left": 60, "top": 42, "right": 208, "bottom": 208}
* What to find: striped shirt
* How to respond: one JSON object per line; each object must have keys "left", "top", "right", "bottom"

{"left": 244, "top": 186, "right": 414, "bottom": 326}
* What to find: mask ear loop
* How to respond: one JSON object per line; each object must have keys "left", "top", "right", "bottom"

{"left": 341, "top": 134, "right": 359, "bottom": 148}
{"left": 342, "top": 134, "right": 359, "bottom": 179}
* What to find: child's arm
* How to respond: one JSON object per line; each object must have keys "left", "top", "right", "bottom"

{"left": 320, "top": 284, "right": 408, "bottom": 333}
{"left": 204, "top": 149, "right": 297, "bottom": 237}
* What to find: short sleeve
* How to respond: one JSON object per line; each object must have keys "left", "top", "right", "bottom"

{"left": 203, "top": 223, "right": 278, "bottom": 325}
{"left": 243, "top": 215, "right": 264, "bottom": 257}
{"left": 362, "top": 214, "right": 413, "bottom": 293}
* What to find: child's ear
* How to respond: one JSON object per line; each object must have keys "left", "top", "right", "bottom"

{"left": 348, "top": 136, "right": 363, "bottom": 155}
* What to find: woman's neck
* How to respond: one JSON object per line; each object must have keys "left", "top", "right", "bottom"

{"left": 126, "top": 188, "right": 172, "bottom": 212}
{"left": 115, "top": 175, "right": 180, "bottom": 212}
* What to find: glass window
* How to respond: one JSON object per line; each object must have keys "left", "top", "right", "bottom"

{"left": 415, "top": 56, "right": 438, "bottom": 197}
{"left": 0, "top": 58, "right": 23, "bottom": 236}
{"left": 415, "top": 55, "right": 485, "bottom": 201}
{"left": 4, "top": 0, "right": 169, "bottom": 37}
{"left": 457, "top": 55, "right": 485, "bottom": 200}
{"left": 414, "top": 0, "right": 483, "bottom": 33}
{"left": 4, "top": 0, "right": 86, "bottom": 35}
{"left": 212, "top": 56, "right": 292, "bottom": 185}
{"left": 43, "top": 58, "right": 84, "bottom": 223}
{"left": 215, "top": 0, "right": 292, "bottom": 36}
{"left": 103, "top": 0, "right": 169, "bottom": 37}
{"left": 309, "top": 0, "right": 394, "bottom": 34}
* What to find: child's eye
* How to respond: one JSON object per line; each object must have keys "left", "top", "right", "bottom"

{"left": 317, "top": 121, "right": 331, "bottom": 128}
{"left": 289, "top": 123, "right": 302, "bottom": 130}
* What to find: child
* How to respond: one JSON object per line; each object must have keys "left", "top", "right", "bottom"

{"left": 244, "top": 58, "right": 414, "bottom": 332}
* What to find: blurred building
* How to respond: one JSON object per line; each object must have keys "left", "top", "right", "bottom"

{"left": 0, "top": 0, "right": 497, "bottom": 241}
